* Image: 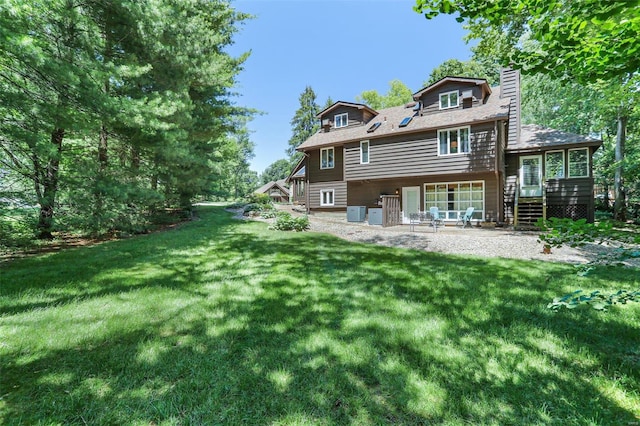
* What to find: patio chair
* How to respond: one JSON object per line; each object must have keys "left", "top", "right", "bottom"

{"left": 456, "top": 207, "right": 475, "bottom": 228}
{"left": 429, "top": 206, "right": 444, "bottom": 232}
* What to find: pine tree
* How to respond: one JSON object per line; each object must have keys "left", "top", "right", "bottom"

{"left": 0, "top": 0, "right": 253, "bottom": 238}
{"left": 287, "top": 86, "right": 320, "bottom": 161}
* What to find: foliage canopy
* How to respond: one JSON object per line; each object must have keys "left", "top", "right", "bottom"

{"left": 414, "top": 0, "right": 640, "bottom": 84}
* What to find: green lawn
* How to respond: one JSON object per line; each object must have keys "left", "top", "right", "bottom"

{"left": 1, "top": 206, "right": 639, "bottom": 425}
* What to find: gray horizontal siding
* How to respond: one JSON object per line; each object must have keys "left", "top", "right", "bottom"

{"left": 308, "top": 146, "right": 344, "bottom": 182}
{"left": 418, "top": 82, "right": 484, "bottom": 116}
{"left": 308, "top": 181, "right": 347, "bottom": 209}
{"left": 546, "top": 178, "right": 594, "bottom": 204}
{"left": 319, "top": 105, "right": 365, "bottom": 128}
{"left": 344, "top": 122, "right": 497, "bottom": 181}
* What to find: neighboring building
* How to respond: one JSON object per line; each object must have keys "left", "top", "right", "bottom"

{"left": 294, "top": 69, "right": 601, "bottom": 225}
{"left": 254, "top": 179, "right": 290, "bottom": 203}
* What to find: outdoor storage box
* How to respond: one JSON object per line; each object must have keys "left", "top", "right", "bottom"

{"left": 368, "top": 208, "right": 383, "bottom": 225}
{"left": 347, "top": 206, "right": 366, "bottom": 222}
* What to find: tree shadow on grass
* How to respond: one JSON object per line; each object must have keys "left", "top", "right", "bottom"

{"left": 2, "top": 208, "right": 639, "bottom": 424}
{"left": 0, "top": 207, "right": 246, "bottom": 316}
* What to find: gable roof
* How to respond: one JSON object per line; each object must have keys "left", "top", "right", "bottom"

{"left": 285, "top": 156, "right": 306, "bottom": 183}
{"left": 412, "top": 76, "right": 491, "bottom": 100}
{"left": 316, "top": 101, "right": 378, "bottom": 119}
{"left": 255, "top": 180, "right": 289, "bottom": 196}
{"left": 297, "top": 86, "right": 510, "bottom": 151}
{"left": 507, "top": 124, "right": 602, "bottom": 153}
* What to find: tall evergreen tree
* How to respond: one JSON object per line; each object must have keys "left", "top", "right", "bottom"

{"left": 0, "top": 0, "right": 106, "bottom": 237}
{"left": 287, "top": 86, "right": 320, "bottom": 162}
{"left": 0, "top": 0, "right": 252, "bottom": 238}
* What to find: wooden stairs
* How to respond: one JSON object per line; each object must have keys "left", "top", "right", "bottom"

{"left": 516, "top": 198, "right": 544, "bottom": 228}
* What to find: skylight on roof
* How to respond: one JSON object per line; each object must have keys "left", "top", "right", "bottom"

{"left": 399, "top": 116, "right": 412, "bottom": 127}
{"left": 366, "top": 122, "right": 381, "bottom": 133}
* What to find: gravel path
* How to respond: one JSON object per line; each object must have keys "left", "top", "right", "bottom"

{"left": 304, "top": 213, "right": 590, "bottom": 263}
{"left": 233, "top": 207, "right": 638, "bottom": 266}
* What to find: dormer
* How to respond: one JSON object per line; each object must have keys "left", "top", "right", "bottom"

{"left": 412, "top": 77, "right": 492, "bottom": 116}
{"left": 317, "top": 101, "right": 378, "bottom": 132}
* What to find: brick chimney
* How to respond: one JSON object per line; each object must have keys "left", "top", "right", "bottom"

{"left": 500, "top": 68, "right": 521, "bottom": 147}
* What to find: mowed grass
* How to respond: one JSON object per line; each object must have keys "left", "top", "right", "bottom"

{"left": 1, "top": 206, "right": 639, "bottom": 425}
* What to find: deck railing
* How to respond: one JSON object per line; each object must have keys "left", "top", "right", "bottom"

{"left": 381, "top": 195, "right": 401, "bottom": 227}
{"left": 514, "top": 176, "right": 519, "bottom": 226}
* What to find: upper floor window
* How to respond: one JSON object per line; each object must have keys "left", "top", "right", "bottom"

{"left": 568, "top": 148, "right": 589, "bottom": 177}
{"left": 438, "top": 127, "right": 470, "bottom": 155}
{"left": 334, "top": 113, "right": 348, "bottom": 128}
{"left": 320, "top": 147, "right": 335, "bottom": 169}
{"left": 439, "top": 91, "right": 459, "bottom": 109}
{"left": 360, "top": 140, "right": 369, "bottom": 164}
{"left": 545, "top": 150, "right": 565, "bottom": 179}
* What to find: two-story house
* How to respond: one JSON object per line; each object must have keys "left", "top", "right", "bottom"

{"left": 293, "top": 69, "right": 602, "bottom": 225}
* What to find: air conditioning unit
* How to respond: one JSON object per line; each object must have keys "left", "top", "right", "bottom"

{"left": 322, "top": 119, "right": 331, "bottom": 127}
{"left": 462, "top": 89, "right": 473, "bottom": 100}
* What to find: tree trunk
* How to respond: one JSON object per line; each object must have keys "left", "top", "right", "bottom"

{"left": 93, "top": 71, "right": 110, "bottom": 231}
{"left": 98, "top": 123, "right": 108, "bottom": 171}
{"left": 613, "top": 114, "right": 627, "bottom": 221}
{"left": 37, "top": 128, "right": 64, "bottom": 239}
{"left": 131, "top": 146, "right": 140, "bottom": 170}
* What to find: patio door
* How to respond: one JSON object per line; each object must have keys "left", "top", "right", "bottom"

{"left": 519, "top": 155, "right": 542, "bottom": 197}
{"left": 402, "top": 186, "right": 420, "bottom": 224}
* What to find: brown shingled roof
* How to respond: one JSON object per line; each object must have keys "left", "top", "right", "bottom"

{"left": 507, "top": 124, "right": 602, "bottom": 153}
{"left": 316, "top": 101, "right": 378, "bottom": 119}
{"left": 255, "top": 181, "right": 289, "bottom": 196}
{"left": 296, "top": 86, "right": 510, "bottom": 151}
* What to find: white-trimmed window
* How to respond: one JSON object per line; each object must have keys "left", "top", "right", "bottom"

{"left": 438, "top": 126, "right": 470, "bottom": 155}
{"left": 360, "top": 140, "right": 369, "bottom": 164}
{"left": 568, "top": 148, "right": 589, "bottom": 177}
{"left": 424, "top": 181, "right": 484, "bottom": 221}
{"left": 320, "top": 189, "right": 334, "bottom": 206}
{"left": 439, "top": 91, "right": 459, "bottom": 109}
{"left": 320, "top": 147, "right": 334, "bottom": 169}
{"left": 334, "top": 113, "right": 348, "bottom": 128}
{"left": 545, "top": 150, "right": 565, "bottom": 179}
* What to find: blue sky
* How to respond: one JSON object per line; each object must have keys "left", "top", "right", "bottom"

{"left": 228, "top": 0, "right": 473, "bottom": 174}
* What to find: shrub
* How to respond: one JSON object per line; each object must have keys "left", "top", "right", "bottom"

{"left": 548, "top": 289, "right": 640, "bottom": 311}
{"left": 260, "top": 210, "right": 278, "bottom": 219}
{"left": 246, "top": 193, "right": 272, "bottom": 207}
{"left": 538, "top": 217, "right": 640, "bottom": 275}
{"left": 270, "top": 212, "right": 309, "bottom": 232}
{"left": 0, "top": 207, "right": 38, "bottom": 250}
{"left": 243, "top": 203, "right": 261, "bottom": 213}
{"left": 536, "top": 217, "right": 603, "bottom": 250}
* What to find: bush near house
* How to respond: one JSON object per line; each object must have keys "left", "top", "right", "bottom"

{"left": 269, "top": 211, "right": 310, "bottom": 232}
